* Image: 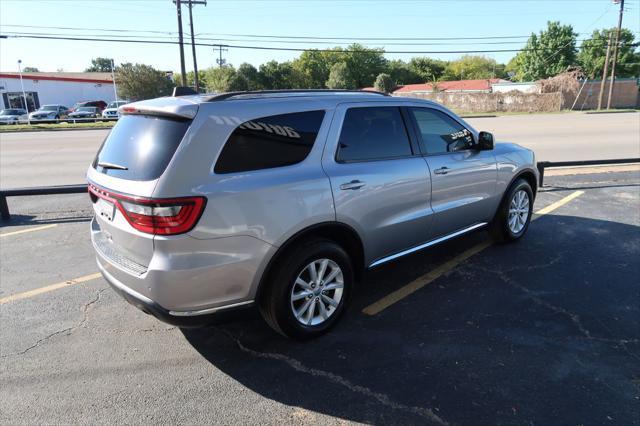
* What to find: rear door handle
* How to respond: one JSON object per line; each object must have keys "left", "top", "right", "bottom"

{"left": 340, "top": 180, "right": 366, "bottom": 190}
{"left": 434, "top": 167, "right": 450, "bottom": 175}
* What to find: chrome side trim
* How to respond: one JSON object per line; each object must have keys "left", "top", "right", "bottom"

{"left": 369, "top": 222, "right": 488, "bottom": 268}
{"left": 169, "top": 300, "right": 255, "bottom": 317}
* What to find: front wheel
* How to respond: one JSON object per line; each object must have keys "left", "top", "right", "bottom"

{"left": 489, "top": 178, "right": 533, "bottom": 243}
{"left": 259, "top": 239, "right": 353, "bottom": 339}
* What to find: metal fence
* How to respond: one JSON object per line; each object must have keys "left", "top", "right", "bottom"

{"left": 1, "top": 159, "right": 639, "bottom": 221}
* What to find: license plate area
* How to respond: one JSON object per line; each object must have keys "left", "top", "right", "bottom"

{"left": 96, "top": 197, "right": 116, "bottom": 221}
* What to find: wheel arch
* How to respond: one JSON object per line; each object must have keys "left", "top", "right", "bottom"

{"left": 255, "top": 221, "right": 365, "bottom": 301}
{"left": 491, "top": 168, "right": 538, "bottom": 220}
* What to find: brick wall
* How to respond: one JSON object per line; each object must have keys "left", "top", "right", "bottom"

{"left": 395, "top": 91, "right": 563, "bottom": 113}
{"left": 571, "top": 79, "right": 639, "bottom": 110}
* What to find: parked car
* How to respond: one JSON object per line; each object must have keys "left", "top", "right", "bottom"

{"left": 70, "top": 100, "right": 107, "bottom": 113}
{"left": 29, "top": 105, "right": 69, "bottom": 122}
{"left": 68, "top": 106, "right": 101, "bottom": 120}
{"left": 101, "top": 100, "right": 129, "bottom": 120}
{"left": 0, "top": 108, "right": 28, "bottom": 124}
{"left": 87, "top": 90, "right": 538, "bottom": 339}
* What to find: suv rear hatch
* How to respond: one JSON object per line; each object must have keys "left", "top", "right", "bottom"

{"left": 87, "top": 97, "right": 202, "bottom": 272}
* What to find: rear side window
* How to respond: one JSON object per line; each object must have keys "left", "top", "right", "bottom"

{"left": 336, "top": 107, "right": 412, "bottom": 162}
{"left": 409, "top": 108, "right": 474, "bottom": 154}
{"left": 93, "top": 115, "right": 191, "bottom": 181}
{"left": 214, "top": 110, "right": 325, "bottom": 174}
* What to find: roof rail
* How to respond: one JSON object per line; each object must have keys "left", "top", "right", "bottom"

{"left": 205, "top": 89, "right": 389, "bottom": 102}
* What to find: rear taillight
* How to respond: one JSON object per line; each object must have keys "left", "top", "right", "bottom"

{"left": 89, "top": 184, "right": 206, "bottom": 235}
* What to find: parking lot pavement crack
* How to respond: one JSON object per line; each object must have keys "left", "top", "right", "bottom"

{"left": 470, "top": 264, "right": 639, "bottom": 348}
{"left": 1, "top": 288, "right": 106, "bottom": 359}
{"left": 218, "top": 329, "right": 448, "bottom": 426}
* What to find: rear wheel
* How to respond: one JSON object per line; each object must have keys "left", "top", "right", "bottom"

{"left": 489, "top": 178, "right": 533, "bottom": 243}
{"left": 259, "top": 239, "right": 353, "bottom": 339}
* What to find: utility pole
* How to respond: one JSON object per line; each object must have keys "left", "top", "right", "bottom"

{"left": 597, "top": 32, "right": 613, "bottom": 110}
{"left": 17, "top": 60, "right": 30, "bottom": 124}
{"left": 606, "top": 0, "right": 625, "bottom": 109}
{"left": 215, "top": 45, "right": 228, "bottom": 68}
{"left": 175, "top": 0, "right": 187, "bottom": 86}
{"left": 186, "top": 0, "right": 206, "bottom": 92}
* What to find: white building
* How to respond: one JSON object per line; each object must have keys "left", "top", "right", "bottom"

{"left": 0, "top": 72, "right": 117, "bottom": 111}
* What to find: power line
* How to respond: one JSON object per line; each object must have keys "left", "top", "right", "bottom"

{"left": 1, "top": 32, "right": 636, "bottom": 55}
{"left": 4, "top": 23, "right": 630, "bottom": 42}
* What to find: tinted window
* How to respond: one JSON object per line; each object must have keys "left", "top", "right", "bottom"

{"left": 410, "top": 108, "right": 474, "bottom": 154}
{"left": 214, "top": 110, "right": 325, "bottom": 174}
{"left": 336, "top": 107, "right": 412, "bottom": 162}
{"left": 93, "top": 115, "right": 191, "bottom": 181}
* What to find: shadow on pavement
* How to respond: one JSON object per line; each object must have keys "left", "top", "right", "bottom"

{"left": 182, "top": 215, "right": 640, "bottom": 425}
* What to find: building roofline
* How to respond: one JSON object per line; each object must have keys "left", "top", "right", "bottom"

{"left": 0, "top": 73, "right": 113, "bottom": 84}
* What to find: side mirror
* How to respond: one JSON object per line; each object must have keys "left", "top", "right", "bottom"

{"left": 477, "top": 131, "right": 494, "bottom": 150}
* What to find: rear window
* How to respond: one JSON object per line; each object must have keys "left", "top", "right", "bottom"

{"left": 214, "top": 110, "right": 325, "bottom": 174}
{"left": 92, "top": 115, "right": 191, "bottom": 181}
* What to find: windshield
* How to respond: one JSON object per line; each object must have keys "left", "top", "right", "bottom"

{"left": 107, "top": 101, "right": 125, "bottom": 108}
{"left": 0, "top": 109, "right": 21, "bottom": 115}
{"left": 40, "top": 106, "right": 58, "bottom": 111}
{"left": 78, "top": 107, "right": 95, "bottom": 112}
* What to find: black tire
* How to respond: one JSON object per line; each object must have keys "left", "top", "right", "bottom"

{"left": 259, "top": 239, "right": 354, "bottom": 340}
{"left": 489, "top": 178, "right": 533, "bottom": 243}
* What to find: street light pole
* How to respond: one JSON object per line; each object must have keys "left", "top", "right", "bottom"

{"left": 111, "top": 59, "right": 119, "bottom": 102}
{"left": 17, "top": 59, "right": 30, "bottom": 125}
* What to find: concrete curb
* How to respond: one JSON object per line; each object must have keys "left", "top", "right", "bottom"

{"left": 584, "top": 110, "right": 638, "bottom": 115}
{"left": 460, "top": 115, "right": 498, "bottom": 118}
{"left": 0, "top": 126, "right": 113, "bottom": 134}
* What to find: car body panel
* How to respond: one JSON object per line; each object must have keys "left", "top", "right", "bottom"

{"left": 87, "top": 92, "right": 538, "bottom": 321}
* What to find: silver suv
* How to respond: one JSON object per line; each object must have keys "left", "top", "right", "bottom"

{"left": 88, "top": 90, "right": 538, "bottom": 339}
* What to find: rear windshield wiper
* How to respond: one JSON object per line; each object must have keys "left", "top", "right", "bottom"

{"left": 98, "top": 161, "right": 128, "bottom": 170}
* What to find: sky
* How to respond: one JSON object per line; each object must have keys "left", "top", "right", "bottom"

{"left": 1, "top": 0, "right": 639, "bottom": 74}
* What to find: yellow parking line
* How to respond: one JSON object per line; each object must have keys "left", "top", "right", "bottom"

{"left": 0, "top": 273, "right": 102, "bottom": 305}
{"left": 362, "top": 190, "right": 584, "bottom": 316}
{"left": 535, "top": 190, "right": 585, "bottom": 216}
{"left": 0, "top": 224, "right": 58, "bottom": 238}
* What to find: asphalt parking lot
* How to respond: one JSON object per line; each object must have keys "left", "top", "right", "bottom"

{"left": 1, "top": 170, "right": 639, "bottom": 425}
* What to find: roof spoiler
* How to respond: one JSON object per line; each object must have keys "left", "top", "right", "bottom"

{"left": 119, "top": 96, "right": 199, "bottom": 119}
{"left": 172, "top": 86, "right": 198, "bottom": 97}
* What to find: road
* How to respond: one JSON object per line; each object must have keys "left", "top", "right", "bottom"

{"left": 0, "top": 112, "right": 638, "bottom": 187}
{"left": 1, "top": 171, "right": 639, "bottom": 424}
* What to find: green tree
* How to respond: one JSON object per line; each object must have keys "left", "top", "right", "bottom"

{"left": 342, "top": 43, "right": 387, "bottom": 88}
{"left": 227, "top": 73, "right": 250, "bottom": 91}
{"left": 510, "top": 21, "right": 578, "bottom": 81}
{"left": 202, "top": 66, "right": 236, "bottom": 92}
{"left": 408, "top": 57, "right": 447, "bottom": 82}
{"left": 115, "top": 63, "right": 174, "bottom": 101}
{"left": 578, "top": 28, "right": 640, "bottom": 79}
{"left": 85, "top": 57, "right": 114, "bottom": 72}
{"left": 22, "top": 67, "right": 39, "bottom": 72}
{"left": 258, "top": 61, "right": 303, "bottom": 89}
{"left": 293, "top": 50, "right": 335, "bottom": 88}
{"left": 326, "top": 62, "right": 355, "bottom": 89}
{"left": 175, "top": 70, "right": 207, "bottom": 92}
{"left": 374, "top": 73, "right": 395, "bottom": 93}
{"left": 442, "top": 55, "right": 503, "bottom": 80}
{"left": 236, "top": 63, "right": 262, "bottom": 90}
{"left": 385, "top": 59, "right": 421, "bottom": 85}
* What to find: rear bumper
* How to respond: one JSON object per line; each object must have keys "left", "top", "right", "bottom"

{"left": 90, "top": 217, "right": 273, "bottom": 324}
{"left": 98, "top": 260, "right": 254, "bottom": 327}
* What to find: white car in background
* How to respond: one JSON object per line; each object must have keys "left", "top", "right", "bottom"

{"left": 0, "top": 108, "right": 28, "bottom": 124}
{"left": 101, "top": 100, "right": 129, "bottom": 120}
